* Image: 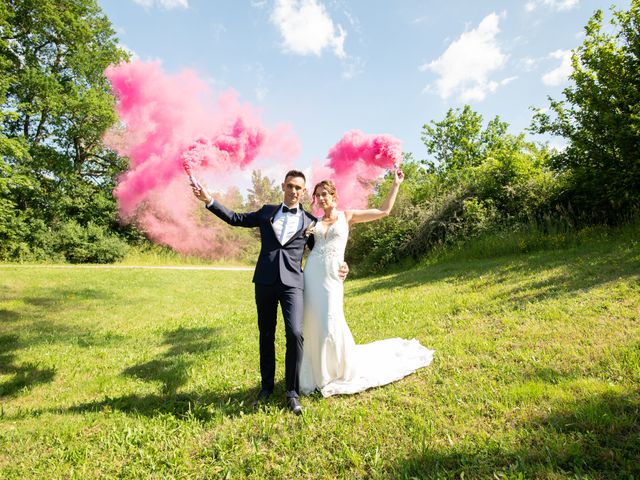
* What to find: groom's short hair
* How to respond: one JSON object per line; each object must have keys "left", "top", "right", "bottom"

{"left": 284, "top": 170, "right": 306, "bottom": 184}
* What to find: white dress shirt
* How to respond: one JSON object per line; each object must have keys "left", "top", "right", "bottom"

{"left": 272, "top": 203, "right": 303, "bottom": 245}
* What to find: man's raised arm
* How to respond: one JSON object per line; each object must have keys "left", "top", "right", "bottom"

{"left": 193, "top": 186, "right": 261, "bottom": 228}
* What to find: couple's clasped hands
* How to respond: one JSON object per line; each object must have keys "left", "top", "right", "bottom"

{"left": 338, "top": 261, "right": 349, "bottom": 281}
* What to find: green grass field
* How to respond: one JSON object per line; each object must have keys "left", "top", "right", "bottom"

{"left": 1, "top": 227, "right": 639, "bottom": 479}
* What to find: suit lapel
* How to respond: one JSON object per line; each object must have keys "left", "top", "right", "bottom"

{"left": 268, "top": 204, "right": 281, "bottom": 242}
{"left": 269, "top": 204, "right": 280, "bottom": 223}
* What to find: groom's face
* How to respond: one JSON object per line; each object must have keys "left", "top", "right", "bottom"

{"left": 282, "top": 175, "right": 306, "bottom": 207}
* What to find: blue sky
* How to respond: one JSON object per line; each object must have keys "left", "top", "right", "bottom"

{"left": 98, "top": 0, "right": 625, "bottom": 173}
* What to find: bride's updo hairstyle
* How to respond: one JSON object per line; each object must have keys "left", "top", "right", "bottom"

{"left": 312, "top": 179, "right": 338, "bottom": 206}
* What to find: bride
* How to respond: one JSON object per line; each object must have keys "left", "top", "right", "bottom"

{"left": 300, "top": 169, "right": 434, "bottom": 397}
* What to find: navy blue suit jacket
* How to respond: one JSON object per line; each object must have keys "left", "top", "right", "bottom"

{"left": 207, "top": 200, "right": 316, "bottom": 288}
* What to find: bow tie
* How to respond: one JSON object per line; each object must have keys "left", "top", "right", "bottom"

{"left": 282, "top": 206, "right": 298, "bottom": 214}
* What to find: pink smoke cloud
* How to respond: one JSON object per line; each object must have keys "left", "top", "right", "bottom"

{"left": 104, "top": 60, "right": 299, "bottom": 258}
{"left": 311, "top": 130, "right": 403, "bottom": 210}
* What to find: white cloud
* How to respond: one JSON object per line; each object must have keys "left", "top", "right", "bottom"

{"left": 342, "top": 8, "right": 361, "bottom": 34}
{"left": 255, "top": 86, "right": 269, "bottom": 102}
{"left": 118, "top": 43, "right": 139, "bottom": 61}
{"left": 421, "top": 12, "right": 510, "bottom": 102}
{"left": 542, "top": 49, "right": 572, "bottom": 86}
{"left": 459, "top": 81, "right": 499, "bottom": 102}
{"left": 270, "top": 0, "right": 346, "bottom": 58}
{"left": 211, "top": 23, "right": 226, "bottom": 42}
{"left": 243, "top": 63, "right": 269, "bottom": 102}
{"left": 500, "top": 76, "right": 518, "bottom": 86}
{"left": 519, "top": 56, "right": 538, "bottom": 72}
{"left": 525, "top": 0, "right": 579, "bottom": 12}
{"left": 342, "top": 56, "right": 365, "bottom": 80}
{"left": 411, "top": 16, "right": 430, "bottom": 25}
{"left": 133, "top": 0, "right": 188, "bottom": 10}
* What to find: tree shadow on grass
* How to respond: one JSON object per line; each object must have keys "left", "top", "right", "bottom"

{"left": 66, "top": 326, "right": 276, "bottom": 420}
{"left": 0, "top": 284, "right": 126, "bottom": 348}
{"left": 0, "top": 284, "right": 19, "bottom": 302}
{"left": 22, "top": 286, "right": 113, "bottom": 309}
{"left": 522, "top": 365, "right": 579, "bottom": 385}
{"left": 0, "top": 334, "right": 55, "bottom": 397}
{"left": 349, "top": 244, "right": 639, "bottom": 309}
{"left": 1, "top": 286, "right": 113, "bottom": 323}
{"left": 67, "top": 381, "right": 285, "bottom": 421}
{"left": 388, "top": 391, "right": 640, "bottom": 479}
{"left": 123, "top": 326, "right": 226, "bottom": 395}
{"left": 0, "top": 286, "right": 123, "bottom": 398}
{"left": 0, "top": 309, "right": 20, "bottom": 322}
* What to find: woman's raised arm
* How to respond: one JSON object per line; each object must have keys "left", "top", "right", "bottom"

{"left": 345, "top": 169, "right": 404, "bottom": 226}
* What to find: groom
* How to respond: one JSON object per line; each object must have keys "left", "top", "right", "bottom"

{"left": 193, "top": 170, "right": 347, "bottom": 415}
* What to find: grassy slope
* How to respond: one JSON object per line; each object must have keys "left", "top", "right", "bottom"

{"left": 0, "top": 226, "right": 638, "bottom": 479}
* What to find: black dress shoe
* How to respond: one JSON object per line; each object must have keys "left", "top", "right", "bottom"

{"left": 252, "top": 389, "right": 272, "bottom": 407}
{"left": 287, "top": 397, "right": 303, "bottom": 416}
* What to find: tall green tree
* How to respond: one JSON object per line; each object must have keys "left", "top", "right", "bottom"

{"left": 246, "top": 170, "right": 282, "bottom": 210}
{"left": 0, "top": 0, "right": 131, "bottom": 261}
{"left": 0, "top": 2, "right": 27, "bottom": 159}
{"left": 2, "top": 0, "right": 127, "bottom": 171}
{"left": 532, "top": 1, "right": 640, "bottom": 221}
{"left": 421, "top": 105, "right": 515, "bottom": 177}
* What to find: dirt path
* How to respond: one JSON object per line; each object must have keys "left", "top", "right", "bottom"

{"left": 1, "top": 264, "right": 254, "bottom": 271}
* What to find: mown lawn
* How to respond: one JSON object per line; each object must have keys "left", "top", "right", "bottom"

{"left": 1, "top": 229, "right": 639, "bottom": 479}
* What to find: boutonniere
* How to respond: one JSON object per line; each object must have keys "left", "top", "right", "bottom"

{"left": 304, "top": 221, "right": 316, "bottom": 237}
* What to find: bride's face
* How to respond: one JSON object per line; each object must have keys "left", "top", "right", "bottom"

{"left": 314, "top": 187, "right": 336, "bottom": 209}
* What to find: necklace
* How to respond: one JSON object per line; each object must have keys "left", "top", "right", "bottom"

{"left": 323, "top": 211, "right": 338, "bottom": 222}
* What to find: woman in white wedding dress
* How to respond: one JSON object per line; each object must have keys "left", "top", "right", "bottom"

{"left": 300, "top": 169, "right": 434, "bottom": 397}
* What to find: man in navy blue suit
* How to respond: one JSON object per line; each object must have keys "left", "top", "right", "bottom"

{"left": 193, "top": 170, "right": 347, "bottom": 415}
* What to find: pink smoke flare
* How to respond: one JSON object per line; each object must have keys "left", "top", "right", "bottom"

{"left": 311, "top": 130, "right": 403, "bottom": 210}
{"left": 104, "top": 60, "right": 299, "bottom": 258}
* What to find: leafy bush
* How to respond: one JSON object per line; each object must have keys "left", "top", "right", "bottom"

{"left": 464, "top": 146, "right": 558, "bottom": 224}
{"left": 54, "top": 221, "right": 129, "bottom": 263}
{"left": 461, "top": 197, "right": 499, "bottom": 236}
{"left": 346, "top": 211, "right": 418, "bottom": 273}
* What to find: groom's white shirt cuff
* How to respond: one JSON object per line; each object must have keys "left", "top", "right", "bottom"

{"left": 206, "top": 199, "right": 215, "bottom": 208}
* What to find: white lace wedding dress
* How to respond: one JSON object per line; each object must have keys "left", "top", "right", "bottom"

{"left": 300, "top": 211, "right": 434, "bottom": 397}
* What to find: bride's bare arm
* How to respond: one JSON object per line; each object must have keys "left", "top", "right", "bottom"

{"left": 345, "top": 169, "right": 404, "bottom": 226}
